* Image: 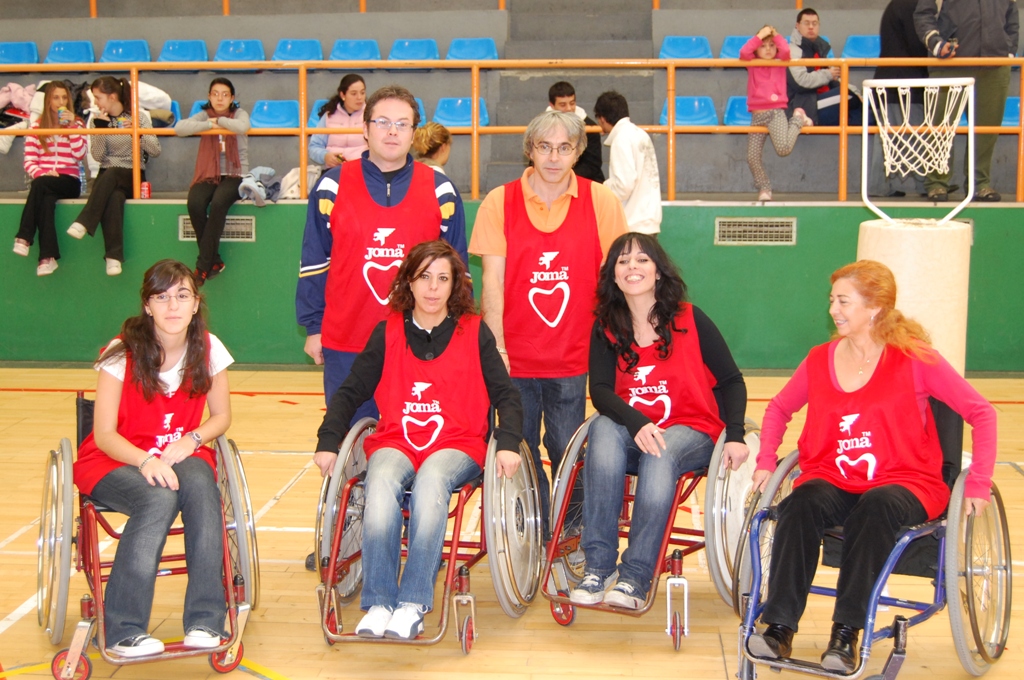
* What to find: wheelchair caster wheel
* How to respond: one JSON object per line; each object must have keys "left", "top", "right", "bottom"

{"left": 324, "top": 609, "right": 338, "bottom": 646}
{"left": 460, "top": 616, "right": 474, "bottom": 655}
{"left": 551, "top": 591, "right": 576, "bottom": 626}
{"left": 209, "top": 642, "right": 244, "bottom": 673}
{"left": 671, "top": 611, "right": 683, "bottom": 651}
{"left": 51, "top": 648, "right": 91, "bottom": 680}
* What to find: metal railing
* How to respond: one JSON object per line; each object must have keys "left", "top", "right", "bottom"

{"left": 85, "top": 0, "right": 507, "bottom": 18}
{"left": 2, "top": 55, "right": 1021, "bottom": 201}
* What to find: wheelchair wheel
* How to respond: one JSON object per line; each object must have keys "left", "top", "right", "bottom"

{"left": 732, "top": 450, "right": 799, "bottom": 617}
{"left": 946, "top": 471, "right": 1012, "bottom": 676}
{"left": 548, "top": 415, "right": 596, "bottom": 590}
{"left": 485, "top": 439, "right": 543, "bottom": 618}
{"left": 315, "top": 418, "right": 374, "bottom": 604}
{"left": 38, "top": 438, "right": 74, "bottom": 645}
{"left": 705, "top": 419, "right": 761, "bottom": 607}
{"left": 216, "top": 437, "right": 261, "bottom": 611}
{"left": 209, "top": 641, "right": 244, "bottom": 673}
{"left": 50, "top": 648, "right": 91, "bottom": 680}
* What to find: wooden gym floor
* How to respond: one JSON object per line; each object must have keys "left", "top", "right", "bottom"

{"left": 0, "top": 367, "right": 1021, "bottom": 680}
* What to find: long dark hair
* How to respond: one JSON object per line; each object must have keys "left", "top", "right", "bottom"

{"left": 595, "top": 234, "right": 688, "bottom": 372}
{"left": 96, "top": 260, "right": 212, "bottom": 401}
{"left": 201, "top": 76, "right": 239, "bottom": 112}
{"left": 91, "top": 76, "right": 131, "bottom": 108}
{"left": 319, "top": 73, "right": 365, "bottom": 118}
{"left": 388, "top": 240, "right": 475, "bottom": 322}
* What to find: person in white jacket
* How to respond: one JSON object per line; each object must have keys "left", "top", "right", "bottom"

{"left": 593, "top": 91, "right": 662, "bottom": 235}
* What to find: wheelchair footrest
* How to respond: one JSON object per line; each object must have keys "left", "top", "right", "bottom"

{"left": 879, "top": 616, "right": 909, "bottom": 680}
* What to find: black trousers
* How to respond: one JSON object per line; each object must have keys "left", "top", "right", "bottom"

{"left": 16, "top": 174, "right": 81, "bottom": 261}
{"left": 75, "top": 167, "right": 143, "bottom": 262}
{"left": 187, "top": 176, "right": 242, "bottom": 274}
{"left": 761, "top": 479, "right": 927, "bottom": 631}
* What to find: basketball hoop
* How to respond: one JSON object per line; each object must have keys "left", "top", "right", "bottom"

{"left": 861, "top": 77, "right": 975, "bottom": 225}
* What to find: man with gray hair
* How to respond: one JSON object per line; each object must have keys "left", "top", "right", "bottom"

{"left": 470, "top": 111, "right": 627, "bottom": 535}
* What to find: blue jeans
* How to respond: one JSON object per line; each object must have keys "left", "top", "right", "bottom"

{"left": 359, "top": 447, "right": 481, "bottom": 612}
{"left": 581, "top": 416, "right": 714, "bottom": 596}
{"left": 323, "top": 346, "right": 379, "bottom": 422}
{"left": 91, "top": 457, "right": 226, "bottom": 644}
{"left": 511, "top": 374, "right": 587, "bottom": 537}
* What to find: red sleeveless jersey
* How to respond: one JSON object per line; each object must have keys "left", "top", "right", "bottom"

{"left": 73, "top": 350, "right": 216, "bottom": 496}
{"left": 364, "top": 314, "right": 490, "bottom": 469}
{"left": 502, "top": 177, "right": 602, "bottom": 378}
{"left": 797, "top": 342, "right": 950, "bottom": 519}
{"left": 611, "top": 305, "right": 725, "bottom": 441}
{"left": 321, "top": 161, "right": 442, "bottom": 352}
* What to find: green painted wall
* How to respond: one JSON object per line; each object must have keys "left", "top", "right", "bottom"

{"left": 2, "top": 201, "right": 1020, "bottom": 371}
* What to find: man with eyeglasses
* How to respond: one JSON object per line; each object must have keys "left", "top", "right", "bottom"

{"left": 296, "top": 85, "right": 468, "bottom": 569}
{"left": 470, "top": 111, "right": 627, "bottom": 537}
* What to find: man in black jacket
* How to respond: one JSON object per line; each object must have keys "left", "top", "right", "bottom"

{"left": 787, "top": 8, "right": 866, "bottom": 126}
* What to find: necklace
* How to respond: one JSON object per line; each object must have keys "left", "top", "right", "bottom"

{"left": 850, "top": 343, "right": 881, "bottom": 376}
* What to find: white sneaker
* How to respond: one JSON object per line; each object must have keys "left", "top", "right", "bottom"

{"left": 105, "top": 258, "right": 122, "bottom": 276}
{"left": 13, "top": 239, "right": 29, "bottom": 256}
{"left": 67, "top": 222, "right": 87, "bottom": 239}
{"left": 604, "top": 581, "right": 644, "bottom": 610}
{"left": 183, "top": 627, "right": 221, "bottom": 649}
{"left": 758, "top": 190, "right": 773, "bottom": 202}
{"left": 355, "top": 605, "right": 393, "bottom": 638}
{"left": 569, "top": 572, "right": 611, "bottom": 605}
{"left": 384, "top": 603, "right": 425, "bottom": 640}
{"left": 108, "top": 634, "right": 164, "bottom": 658}
{"left": 37, "top": 258, "right": 58, "bottom": 276}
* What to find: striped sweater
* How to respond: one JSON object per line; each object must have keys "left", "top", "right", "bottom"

{"left": 89, "top": 110, "right": 162, "bottom": 170}
{"left": 23, "top": 122, "right": 87, "bottom": 179}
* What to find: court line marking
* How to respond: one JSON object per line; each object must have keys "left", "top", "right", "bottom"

{"left": 240, "top": 658, "right": 292, "bottom": 680}
{"left": 0, "top": 519, "right": 39, "bottom": 551}
{"left": 257, "top": 527, "right": 314, "bottom": 533}
{"left": 253, "top": 460, "right": 315, "bottom": 524}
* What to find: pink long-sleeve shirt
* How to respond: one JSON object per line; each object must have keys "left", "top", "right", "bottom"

{"left": 23, "top": 121, "right": 86, "bottom": 179}
{"left": 740, "top": 33, "right": 791, "bottom": 112}
{"left": 757, "top": 340, "right": 997, "bottom": 500}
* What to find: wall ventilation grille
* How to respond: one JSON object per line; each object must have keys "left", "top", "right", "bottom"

{"left": 714, "top": 217, "right": 797, "bottom": 245}
{"left": 179, "top": 215, "right": 256, "bottom": 242}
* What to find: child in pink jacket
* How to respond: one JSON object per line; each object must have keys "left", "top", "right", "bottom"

{"left": 740, "top": 25, "right": 812, "bottom": 201}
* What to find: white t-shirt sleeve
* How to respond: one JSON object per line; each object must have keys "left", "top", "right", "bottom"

{"left": 95, "top": 335, "right": 233, "bottom": 387}
{"left": 96, "top": 339, "right": 127, "bottom": 381}
{"left": 208, "top": 333, "right": 234, "bottom": 376}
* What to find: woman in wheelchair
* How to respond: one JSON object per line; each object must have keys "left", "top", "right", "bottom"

{"left": 312, "top": 240, "right": 523, "bottom": 640}
{"left": 569, "top": 233, "right": 749, "bottom": 610}
{"left": 748, "top": 260, "right": 997, "bottom": 672}
{"left": 72, "top": 259, "right": 233, "bottom": 658}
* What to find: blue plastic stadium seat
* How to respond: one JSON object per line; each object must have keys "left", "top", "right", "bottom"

{"left": 214, "top": 39, "right": 266, "bottom": 62}
{"left": 0, "top": 42, "right": 39, "bottom": 65}
{"left": 170, "top": 101, "right": 182, "bottom": 123}
{"left": 724, "top": 96, "right": 753, "bottom": 126}
{"left": 250, "top": 100, "right": 300, "bottom": 128}
{"left": 158, "top": 40, "right": 208, "bottom": 62}
{"left": 273, "top": 39, "right": 323, "bottom": 61}
{"left": 329, "top": 39, "right": 382, "bottom": 61}
{"left": 659, "top": 36, "right": 713, "bottom": 60}
{"left": 718, "top": 36, "right": 749, "bottom": 60}
{"left": 100, "top": 40, "right": 151, "bottom": 63}
{"left": 446, "top": 37, "right": 498, "bottom": 60}
{"left": 1003, "top": 97, "right": 1020, "bottom": 126}
{"left": 433, "top": 97, "right": 489, "bottom": 126}
{"left": 44, "top": 41, "right": 95, "bottom": 64}
{"left": 841, "top": 35, "right": 881, "bottom": 59}
{"left": 189, "top": 100, "right": 207, "bottom": 118}
{"left": 388, "top": 39, "right": 440, "bottom": 61}
{"left": 414, "top": 97, "right": 427, "bottom": 126}
{"left": 308, "top": 99, "right": 328, "bottom": 126}
{"left": 659, "top": 96, "right": 718, "bottom": 126}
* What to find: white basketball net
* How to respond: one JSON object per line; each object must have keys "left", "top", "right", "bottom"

{"left": 866, "top": 83, "right": 971, "bottom": 178}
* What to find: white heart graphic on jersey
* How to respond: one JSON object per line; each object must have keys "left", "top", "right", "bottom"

{"left": 628, "top": 394, "right": 671, "bottom": 425}
{"left": 401, "top": 414, "right": 444, "bottom": 452}
{"left": 835, "top": 452, "right": 877, "bottom": 480}
{"left": 363, "top": 260, "right": 402, "bottom": 305}
{"left": 528, "top": 281, "right": 570, "bottom": 328}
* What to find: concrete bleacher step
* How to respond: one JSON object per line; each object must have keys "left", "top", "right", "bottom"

{"left": 511, "top": 11, "right": 651, "bottom": 42}
{"left": 484, "top": 160, "right": 531, "bottom": 189}
{"left": 504, "top": 39, "right": 653, "bottom": 59}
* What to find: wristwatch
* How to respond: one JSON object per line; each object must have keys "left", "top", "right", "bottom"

{"left": 187, "top": 431, "right": 203, "bottom": 450}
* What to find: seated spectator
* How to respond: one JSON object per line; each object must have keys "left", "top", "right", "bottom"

{"left": 787, "top": 8, "right": 866, "bottom": 126}
{"left": 66, "top": 76, "right": 161, "bottom": 276}
{"left": 175, "top": 78, "right": 250, "bottom": 286}
{"left": 412, "top": 121, "right": 452, "bottom": 175}
{"left": 13, "top": 81, "right": 86, "bottom": 276}
{"left": 309, "top": 74, "right": 367, "bottom": 168}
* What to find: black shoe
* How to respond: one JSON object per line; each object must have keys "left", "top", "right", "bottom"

{"left": 927, "top": 187, "right": 948, "bottom": 202}
{"left": 305, "top": 551, "right": 317, "bottom": 572}
{"left": 208, "top": 262, "right": 226, "bottom": 279}
{"left": 748, "top": 623, "right": 794, "bottom": 659}
{"left": 820, "top": 623, "right": 860, "bottom": 672}
{"left": 193, "top": 268, "right": 208, "bottom": 287}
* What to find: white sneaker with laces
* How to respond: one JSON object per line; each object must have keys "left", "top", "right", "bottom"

{"left": 569, "top": 572, "right": 612, "bottom": 605}
{"left": 355, "top": 606, "right": 393, "bottom": 638}
{"left": 13, "top": 239, "right": 29, "bottom": 256}
{"left": 384, "top": 603, "right": 425, "bottom": 640}
{"left": 108, "top": 634, "right": 165, "bottom": 658}
{"left": 37, "top": 258, "right": 58, "bottom": 276}
{"left": 604, "top": 581, "right": 644, "bottom": 610}
{"left": 105, "top": 258, "right": 122, "bottom": 276}
{"left": 183, "top": 627, "right": 221, "bottom": 649}
{"left": 67, "top": 222, "right": 87, "bottom": 239}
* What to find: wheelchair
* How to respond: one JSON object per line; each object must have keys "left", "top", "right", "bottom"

{"left": 736, "top": 399, "right": 1011, "bottom": 679}
{"left": 313, "top": 417, "right": 544, "bottom": 654}
{"left": 540, "top": 412, "right": 762, "bottom": 650}
{"left": 38, "top": 392, "right": 259, "bottom": 679}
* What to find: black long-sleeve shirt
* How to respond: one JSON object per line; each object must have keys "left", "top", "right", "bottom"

{"left": 588, "top": 305, "right": 747, "bottom": 443}
{"left": 316, "top": 311, "right": 523, "bottom": 455}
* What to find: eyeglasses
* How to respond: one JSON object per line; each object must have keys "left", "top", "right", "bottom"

{"left": 369, "top": 118, "right": 413, "bottom": 132}
{"left": 149, "top": 292, "right": 196, "bottom": 304}
{"left": 533, "top": 141, "right": 576, "bottom": 157}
